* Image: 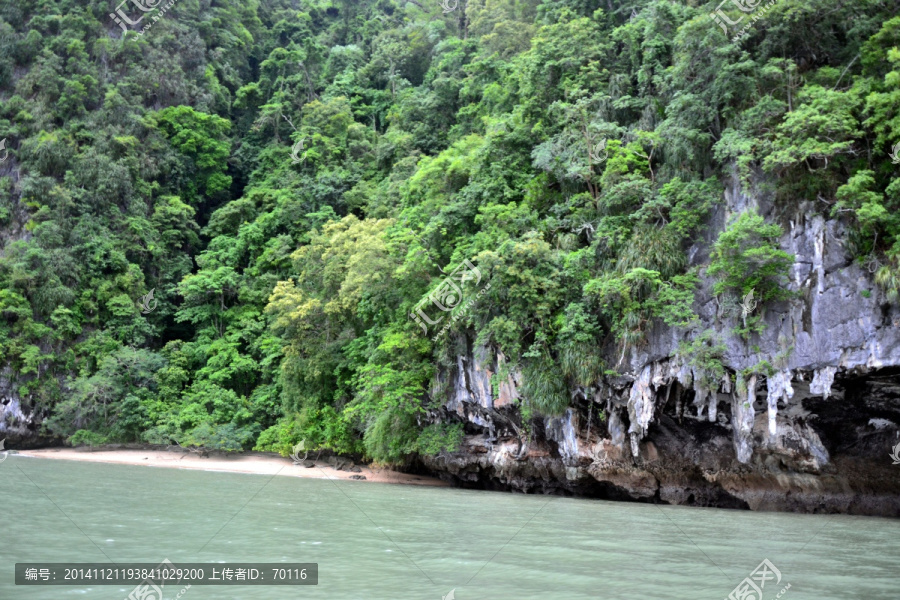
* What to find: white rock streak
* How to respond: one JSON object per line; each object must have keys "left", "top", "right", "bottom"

{"left": 627, "top": 365, "right": 655, "bottom": 457}
{"left": 732, "top": 374, "right": 757, "bottom": 464}
{"left": 765, "top": 370, "right": 794, "bottom": 437}
{"left": 809, "top": 366, "right": 837, "bottom": 399}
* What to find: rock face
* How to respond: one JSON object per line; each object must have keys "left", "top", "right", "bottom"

{"left": 0, "top": 368, "right": 53, "bottom": 449}
{"left": 421, "top": 171, "right": 900, "bottom": 516}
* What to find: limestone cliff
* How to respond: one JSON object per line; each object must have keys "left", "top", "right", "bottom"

{"left": 422, "top": 170, "right": 900, "bottom": 516}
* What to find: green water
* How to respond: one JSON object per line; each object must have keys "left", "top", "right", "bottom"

{"left": 1, "top": 456, "right": 899, "bottom": 599}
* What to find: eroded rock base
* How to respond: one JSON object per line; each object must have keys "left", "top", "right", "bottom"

{"left": 421, "top": 368, "right": 900, "bottom": 517}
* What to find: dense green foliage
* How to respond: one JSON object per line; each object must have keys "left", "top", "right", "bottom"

{"left": 0, "top": 0, "right": 896, "bottom": 463}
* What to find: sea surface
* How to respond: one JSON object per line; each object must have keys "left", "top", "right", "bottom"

{"left": 1, "top": 455, "right": 899, "bottom": 599}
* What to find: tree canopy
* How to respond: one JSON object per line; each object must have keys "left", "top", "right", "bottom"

{"left": 0, "top": 0, "right": 896, "bottom": 463}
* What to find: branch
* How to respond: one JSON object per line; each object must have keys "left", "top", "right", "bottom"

{"left": 833, "top": 53, "right": 860, "bottom": 91}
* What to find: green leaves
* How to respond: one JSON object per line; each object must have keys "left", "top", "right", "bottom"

{"left": 834, "top": 170, "right": 891, "bottom": 235}
{"left": 3, "top": 0, "right": 899, "bottom": 463}
{"left": 46, "top": 347, "right": 165, "bottom": 441}
{"left": 147, "top": 106, "right": 233, "bottom": 202}
{"left": 862, "top": 21, "right": 900, "bottom": 152}
{"left": 584, "top": 265, "right": 698, "bottom": 350}
{"left": 707, "top": 211, "right": 794, "bottom": 303}
{"left": 763, "top": 85, "right": 862, "bottom": 172}
{"left": 678, "top": 330, "right": 727, "bottom": 392}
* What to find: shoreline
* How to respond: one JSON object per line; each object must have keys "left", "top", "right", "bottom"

{"left": 14, "top": 447, "right": 449, "bottom": 487}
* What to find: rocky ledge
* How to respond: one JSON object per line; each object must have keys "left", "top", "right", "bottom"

{"left": 0, "top": 394, "right": 53, "bottom": 449}
{"left": 421, "top": 363, "right": 900, "bottom": 516}
{"left": 420, "top": 174, "right": 900, "bottom": 517}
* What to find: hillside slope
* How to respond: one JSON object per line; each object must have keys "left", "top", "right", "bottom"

{"left": 0, "top": 0, "right": 899, "bottom": 513}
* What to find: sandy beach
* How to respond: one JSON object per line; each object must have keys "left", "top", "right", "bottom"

{"left": 15, "top": 447, "right": 450, "bottom": 487}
